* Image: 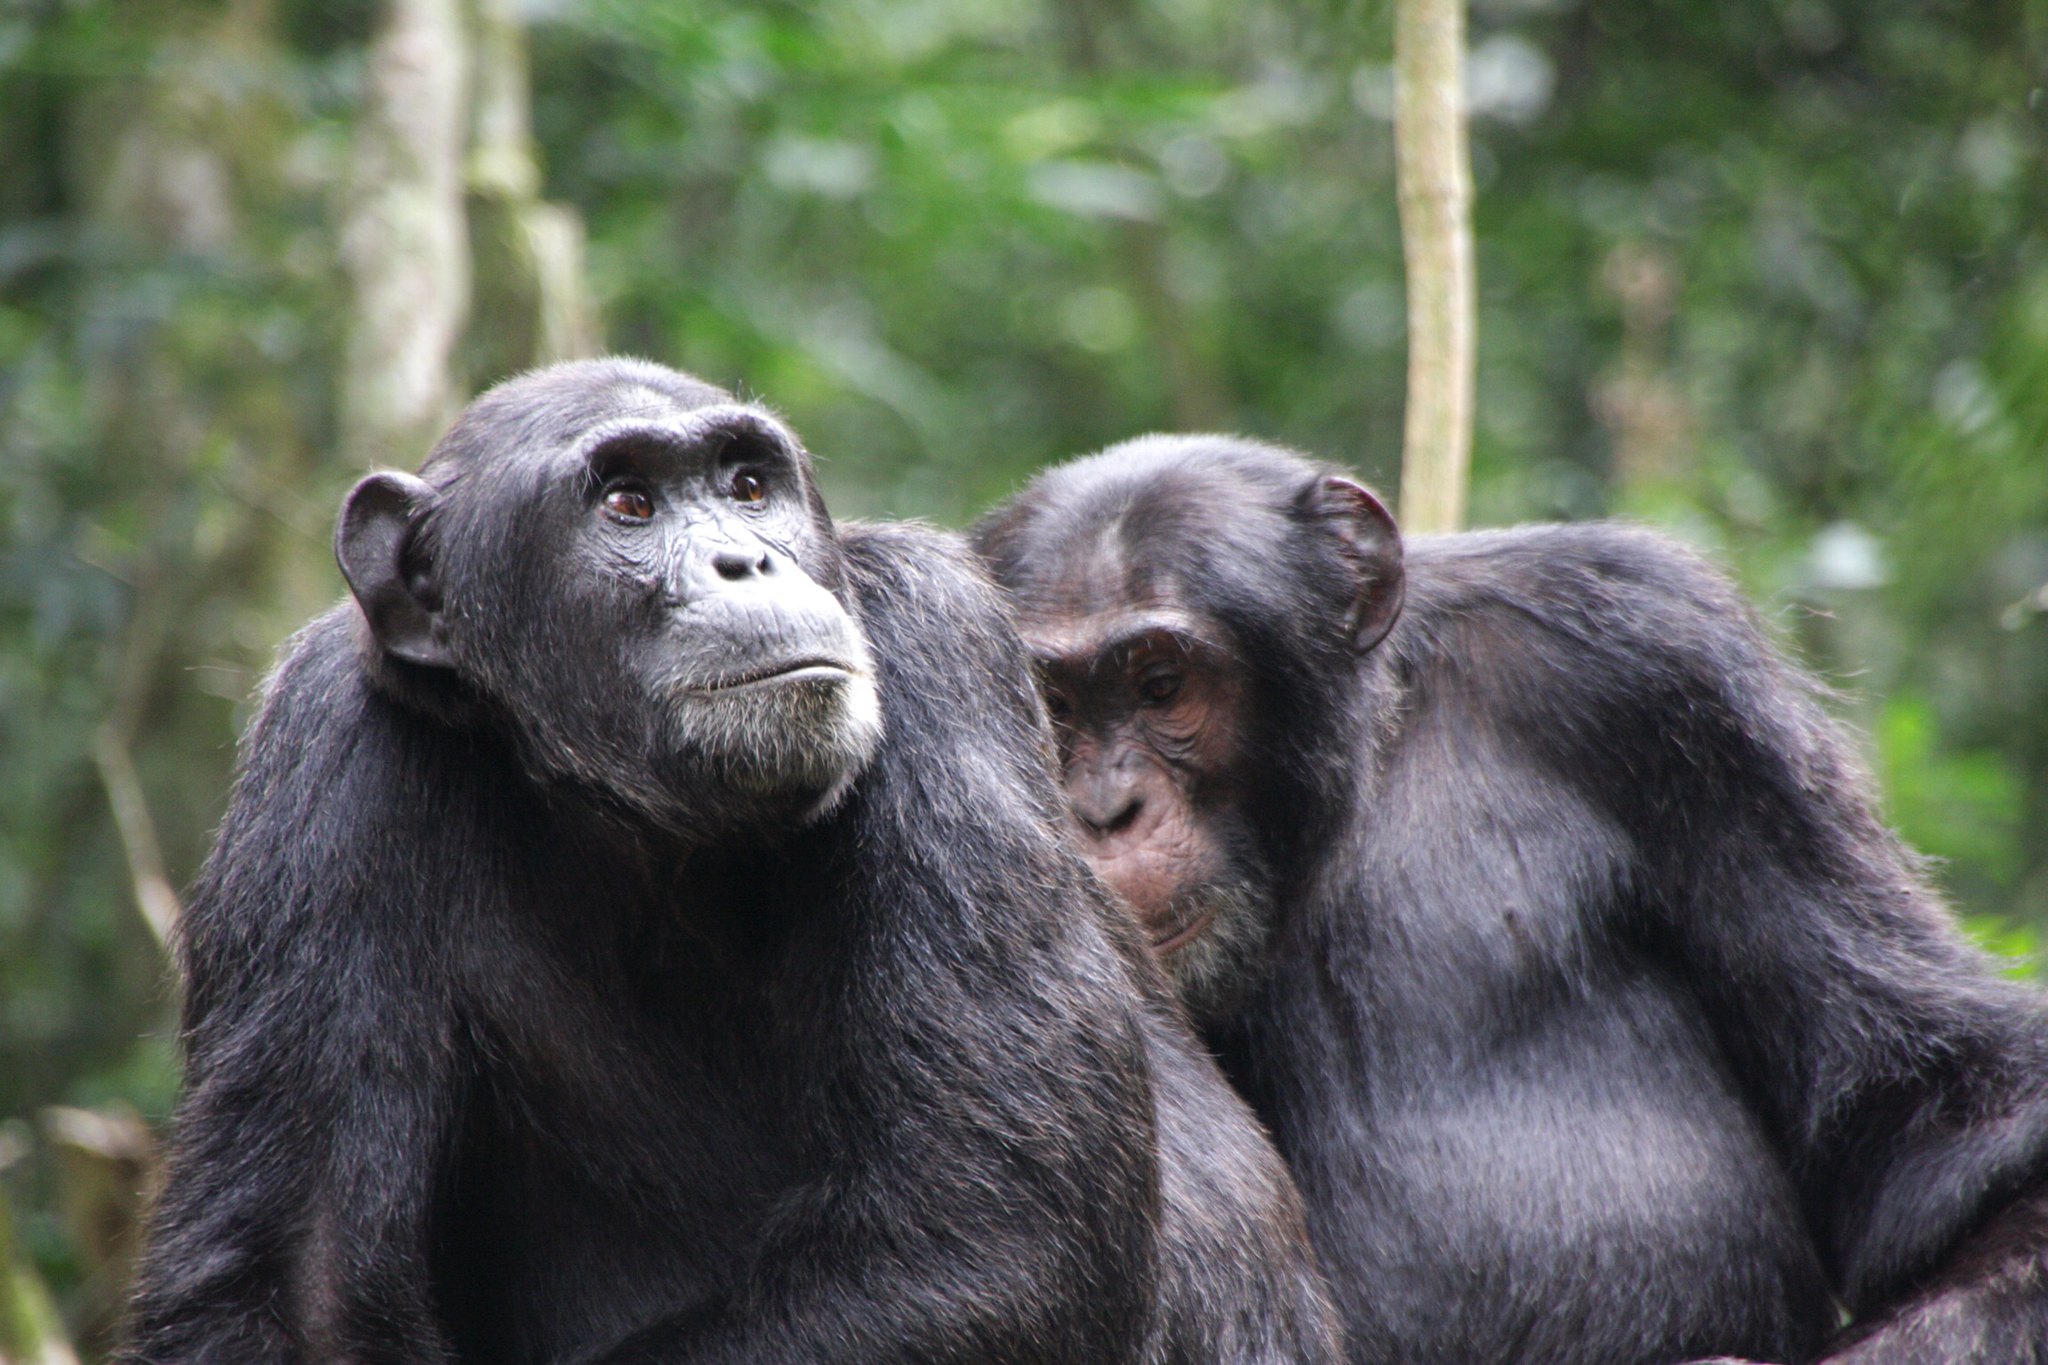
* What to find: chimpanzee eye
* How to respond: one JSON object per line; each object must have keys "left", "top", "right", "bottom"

{"left": 729, "top": 470, "right": 767, "bottom": 504}
{"left": 1138, "top": 669, "right": 1183, "bottom": 706}
{"left": 601, "top": 485, "right": 654, "bottom": 522}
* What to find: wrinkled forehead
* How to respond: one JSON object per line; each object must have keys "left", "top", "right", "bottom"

{"left": 1010, "top": 520, "right": 1157, "bottom": 622}
{"left": 1008, "top": 476, "right": 1286, "bottom": 615}
{"left": 528, "top": 359, "right": 732, "bottom": 421}
{"left": 1008, "top": 505, "right": 1292, "bottom": 682}
{"left": 425, "top": 363, "right": 737, "bottom": 478}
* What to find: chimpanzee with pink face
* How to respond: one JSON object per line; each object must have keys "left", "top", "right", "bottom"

{"left": 975, "top": 434, "right": 2048, "bottom": 1365}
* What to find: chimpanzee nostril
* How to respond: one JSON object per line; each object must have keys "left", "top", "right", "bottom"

{"left": 1076, "top": 791, "right": 1144, "bottom": 837}
{"left": 713, "top": 550, "right": 767, "bottom": 581}
{"left": 1102, "top": 797, "right": 1142, "bottom": 836}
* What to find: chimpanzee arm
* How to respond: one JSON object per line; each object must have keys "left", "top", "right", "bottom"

{"left": 1820, "top": 1186, "right": 2048, "bottom": 1362}
{"left": 123, "top": 615, "right": 467, "bottom": 1365}
{"left": 1504, "top": 527, "right": 2048, "bottom": 1362}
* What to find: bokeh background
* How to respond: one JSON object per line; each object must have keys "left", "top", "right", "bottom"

{"left": 3, "top": 0, "right": 2045, "bottom": 1354}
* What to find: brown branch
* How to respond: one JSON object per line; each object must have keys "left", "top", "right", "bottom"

{"left": 92, "top": 576, "right": 183, "bottom": 950}
{"left": 91, "top": 725, "right": 181, "bottom": 950}
{"left": 1122, "top": 222, "right": 1230, "bottom": 432}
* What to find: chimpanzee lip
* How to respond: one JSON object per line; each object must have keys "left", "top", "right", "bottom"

{"left": 1151, "top": 907, "right": 1218, "bottom": 955}
{"left": 691, "top": 658, "right": 857, "bottom": 692}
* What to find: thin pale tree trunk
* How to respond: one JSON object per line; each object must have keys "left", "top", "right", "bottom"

{"left": 1394, "top": 0, "right": 1476, "bottom": 533}
{"left": 466, "top": 0, "right": 599, "bottom": 375}
{"left": 343, "top": 0, "right": 473, "bottom": 468}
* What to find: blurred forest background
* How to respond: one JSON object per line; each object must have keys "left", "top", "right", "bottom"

{"left": 2, "top": 0, "right": 2046, "bottom": 1355}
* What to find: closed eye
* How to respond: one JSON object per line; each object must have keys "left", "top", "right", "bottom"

{"left": 1137, "top": 668, "right": 1184, "bottom": 706}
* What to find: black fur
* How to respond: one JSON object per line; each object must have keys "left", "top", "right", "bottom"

{"left": 976, "top": 437, "right": 2048, "bottom": 1365}
{"left": 122, "top": 367, "right": 1338, "bottom": 1365}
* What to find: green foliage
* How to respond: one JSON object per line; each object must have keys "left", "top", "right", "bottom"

{"left": 1967, "top": 916, "right": 2043, "bottom": 982}
{"left": 530, "top": 0, "right": 1410, "bottom": 518}
{"left": 1877, "top": 690, "right": 2038, "bottom": 979}
{"left": 1878, "top": 692, "right": 2022, "bottom": 886}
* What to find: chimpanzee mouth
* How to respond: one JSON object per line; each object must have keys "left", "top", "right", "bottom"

{"left": 690, "top": 659, "right": 859, "bottom": 692}
{"left": 1151, "top": 907, "right": 1219, "bottom": 955}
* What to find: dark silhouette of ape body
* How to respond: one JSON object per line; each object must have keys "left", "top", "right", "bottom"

{"left": 123, "top": 366, "right": 1338, "bottom": 1365}
{"left": 975, "top": 435, "right": 2048, "bottom": 1365}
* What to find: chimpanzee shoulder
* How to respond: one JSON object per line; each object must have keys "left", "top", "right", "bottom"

{"left": 839, "top": 520, "right": 1066, "bottom": 804}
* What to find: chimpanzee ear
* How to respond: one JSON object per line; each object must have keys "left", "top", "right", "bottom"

{"left": 1304, "top": 475, "right": 1405, "bottom": 653}
{"left": 335, "top": 471, "right": 450, "bottom": 669}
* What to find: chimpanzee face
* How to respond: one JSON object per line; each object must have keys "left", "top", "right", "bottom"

{"left": 336, "top": 361, "right": 884, "bottom": 839}
{"left": 1024, "top": 600, "right": 1255, "bottom": 944}
{"left": 1017, "top": 584, "right": 1275, "bottom": 1020}
{"left": 977, "top": 436, "right": 1403, "bottom": 1020}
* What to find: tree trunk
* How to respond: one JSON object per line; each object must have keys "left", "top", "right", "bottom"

{"left": 464, "top": 0, "right": 599, "bottom": 383}
{"left": 1394, "top": 0, "right": 1476, "bottom": 533}
{"left": 343, "top": 0, "right": 473, "bottom": 469}
{"left": 1594, "top": 242, "right": 1691, "bottom": 489}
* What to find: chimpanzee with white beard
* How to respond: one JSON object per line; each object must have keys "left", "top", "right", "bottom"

{"left": 120, "top": 363, "right": 1340, "bottom": 1365}
{"left": 974, "top": 435, "right": 2048, "bottom": 1365}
